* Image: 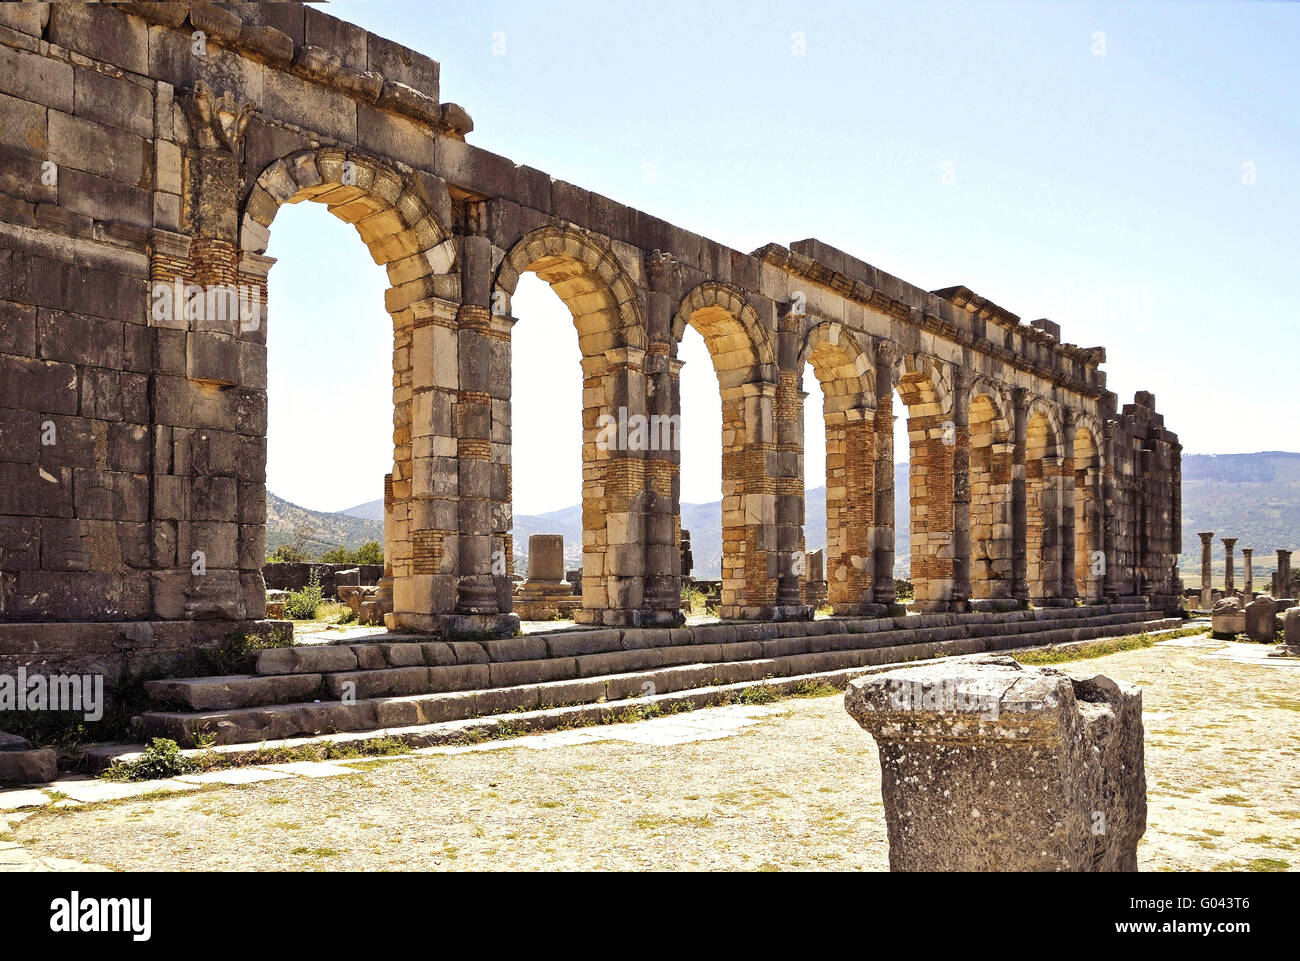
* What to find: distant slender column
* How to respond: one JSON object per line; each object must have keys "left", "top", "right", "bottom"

{"left": 1198, "top": 532, "right": 1214, "bottom": 609}
{"left": 1010, "top": 388, "right": 1029, "bottom": 604}
{"left": 1222, "top": 537, "right": 1237, "bottom": 596}
{"left": 1278, "top": 549, "right": 1294, "bottom": 598}
{"left": 1242, "top": 548, "right": 1253, "bottom": 601}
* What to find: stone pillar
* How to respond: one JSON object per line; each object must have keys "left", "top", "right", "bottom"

{"left": 718, "top": 380, "right": 786, "bottom": 619}
{"left": 1222, "top": 537, "right": 1237, "bottom": 597}
{"left": 1242, "top": 548, "right": 1253, "bottom": 601}
{"left": 1198, "top": 532, "right": 1215, "bottom": 610}
{"left": 1278, "top": 549, "right": 1294, "bottom": 599}
{"left": 396, "top": 295, "right": 462, "bottom": 632}
{"left": 450, "top": 230, "right": 516, "bottom": 634}
{"left": 826, "top": 406, "right": 877, "bottom": 615}
{"left": 1059, "top": 409, "right": 1078, "bottom": 603}
{"left": 872, "top": 342, "right": 900, "bottom": 607}
{"left": 844, "top": 658, "right": 1146, "bottom": 872}
{"left": 645, "top": 250, "right": 687, "bottom": 626}
{"left": 950, "top": 365, "right": 972, "bottom": 610}
{"left": 1030, "top": 454, "right": 1064, "bottom": 605}
{"left": 640, "top": 349, "right": 684, "bottom": 625}
{"left": 593, "top": 346, "right": 652, "bottom": 625}
{"left": 1101, "top": 419, "right": 1119, "bottom": 599}
{"left": 773, "top": 371, "right": 809, "bottom": 616}
{"left": 1010, "top": 388, "right": 1029, "bottom": 604}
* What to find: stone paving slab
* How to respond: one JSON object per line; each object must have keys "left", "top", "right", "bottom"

{"left": 0, "top": 789, "right": 55, "bottom": 811}
{"left": 258, "top": 761, "right": 362, "bottom": 778}
{"left": 175, "top": 768, "right": 294, "bottom": 785}
{"left": 55, "top": 778, "right": 202, "bottom": 803}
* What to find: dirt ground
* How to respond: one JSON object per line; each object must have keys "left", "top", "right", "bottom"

{"left": 8, "top": 633, "right": 1298, "bottom": 871}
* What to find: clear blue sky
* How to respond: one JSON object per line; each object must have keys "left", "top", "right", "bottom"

{"left": 266, "top": 0, "right": 1300, "bottom": 513}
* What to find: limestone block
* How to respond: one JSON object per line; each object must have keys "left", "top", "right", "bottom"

{"left": 1244, "top": 595, "right": 1277, "bottom": 642}
{"left": 49, "top": 2, "right": 148, "bottom": 76}
{"left": 47, "top": 110, "right": 145, "bottom": 184}
{"left": 845, "top": 657, "right": 1145, "bottom": 871}
{"left": 0, "top": 747, "right": 58, "bottom": 784}
{"left": 1282, "top": 607, "right": 1300, "bottom": 650}
{"left": 0, "top": 42, "right": 73, "bottom": 114}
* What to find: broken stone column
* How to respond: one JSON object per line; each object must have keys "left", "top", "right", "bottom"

{"left": 514, "top": 535, "right": 580, "bottom": 621}
{"left": 805, "top": 548, "right": 828, "bottom": 608}
{"left": 1222, "top": 537, "right": 1237, "bottom": 597}
{"left": 844, "top": 657, "right": 1146, "bottom": 872}
{"left": 1276, "top": 549, "right": 1293, "bottom": 599}
{"left": 1198, "top": 532, "right": 1215, "bottom": 610}
{"left": 1242, "top": 548, "right": 1253, "bottom": 601}
{"left": 1244, "top": 595, "right": 1277, "bottom": 642}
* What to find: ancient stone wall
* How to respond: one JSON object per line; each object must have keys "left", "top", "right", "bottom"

{"left": 0, "top": 2, "right": 1183, "bottom": 664}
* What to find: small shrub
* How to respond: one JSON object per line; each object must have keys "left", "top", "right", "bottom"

{"left": 103, "top": 738, "right": 198, "bottom": 782}
{"left": 284, "top": 571, "right": 324, "bottom": 620}
{"left": 736, "top": 684, "right": 781, "bottom": 705}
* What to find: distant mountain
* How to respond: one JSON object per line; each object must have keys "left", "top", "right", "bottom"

{"left": 266, "top": 493, "right": 383, "bottom": 557}
{"left": 275, "top": 453, "right": 1300, "bottom": 580}
{"left": 1180, "top": 452, "right": 1300, "bottom": 576}
{"left": 340, "top": 498, "right": 384, "bottom": 522}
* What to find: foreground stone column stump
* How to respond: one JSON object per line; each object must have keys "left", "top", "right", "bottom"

{"left": 845, "top": 657, "right": 1146, "bottom": 872}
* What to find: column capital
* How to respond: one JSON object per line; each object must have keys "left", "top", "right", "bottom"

{"left": 875, "top": 339, "right": 902, "bottom": 367}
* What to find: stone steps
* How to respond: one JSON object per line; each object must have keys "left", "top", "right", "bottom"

{"left": 135, "top": 607, "right": 1180, "bottom": 746}
{"left": 146, "top": 607, "right": 1158, "bottom": 711}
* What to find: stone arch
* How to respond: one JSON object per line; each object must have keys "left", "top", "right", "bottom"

{"left": 967, "top": 378, "right": 1014, "bottom": 601}
{"left": 674, "top": 282, "right": 776, "bottom": 389}
{"left": 494, "top": 225, "right": 646, "bottom": 358}
{"left": 1073, "top": 420, "right": 1104, "bottom": 600}
{"left": 238, "top": 147, "right": 458, "bottom": 632}
{"left": 895, "top": 356, "right": 957, "bottom": 611}
{"left": 1025, "top": 401, "right": 1065, "bottom": 605}
{"left": 799, "top": 322, "right": 876, "bottom": 613}
{"left": 674, "top": 282, "right": 790, "bottom": 618}
{"left": 492, "top": 226, "right": 653, "bottom": 626}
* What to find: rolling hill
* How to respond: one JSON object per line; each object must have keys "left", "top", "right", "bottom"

{"left": 266, "top": 492, "right": 383, "bottom": 557}
{"left": 274, "top": 453, "right": 1300, "bottom": 580}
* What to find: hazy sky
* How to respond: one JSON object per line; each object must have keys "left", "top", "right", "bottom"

{"left": 265, "top": 0, "right": 1300, "bottom": 514}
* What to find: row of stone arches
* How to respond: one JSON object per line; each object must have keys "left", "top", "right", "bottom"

{"left": 239, "top": 146, "right": 1111, "bottom": 628}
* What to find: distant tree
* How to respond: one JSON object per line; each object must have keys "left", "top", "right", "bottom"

{"left": 267, "top": 523, "right": 316, "bottom": 564}
{"left": 317, "top": 546, "right": 352, "bottom": 564}
{"left": 353, "top": 541, "right": 384, "bottom": 565}
{"left": 267, "top": 542, "right": 311, "bottom": 563}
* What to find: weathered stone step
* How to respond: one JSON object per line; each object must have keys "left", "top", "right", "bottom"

{"left": 160, "top": 609, "right": 1162, "bottom": 710}
{"left": 138, "top": 614, "right": 1179, "bottom": 744}
{"left": 144, "top": 672, "right": 325, "bottom": 711}
{"left": 252, "top": 604, "right": 1155, "bottom": 678}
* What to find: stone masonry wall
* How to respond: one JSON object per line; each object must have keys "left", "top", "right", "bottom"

{"left": 0, "top": 2, "right": 1183, "bottom": 665}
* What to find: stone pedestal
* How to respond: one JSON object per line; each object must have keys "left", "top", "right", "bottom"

{"left": 844, "top": 657, "right": 1145, "bottom": 872}
{"left": 1244, "top": 595, "right": 1277, "bottom": 642}
{"left": 1211, "top": 596, "right": 1245, "bottom": 638}
{"left": 515, "top": 535, "right": 581, "bottom": 621}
